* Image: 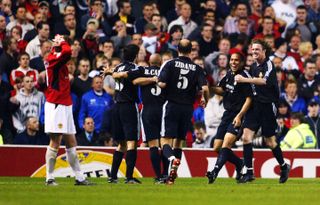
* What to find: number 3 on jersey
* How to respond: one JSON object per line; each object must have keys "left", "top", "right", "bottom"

{"left": 151, "top": 84, "right": 161, "bottom": 96}
{"left": 177, "top": 74, "right": 188, "bottom": 89}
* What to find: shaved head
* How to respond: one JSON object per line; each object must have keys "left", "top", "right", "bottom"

{"left": 178, "top": 39, "right": 192, "bottom": 55}
{"left": 149, "top": 53, "right": 162, "bottom": 66}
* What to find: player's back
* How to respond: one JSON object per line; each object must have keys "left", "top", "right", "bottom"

{"left": 159, "top": 56, "right": 206, "bottom": 105}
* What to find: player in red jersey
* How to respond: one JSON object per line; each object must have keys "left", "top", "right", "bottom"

{"left": 44, "top": 35, "right": 93, "bottom": 186}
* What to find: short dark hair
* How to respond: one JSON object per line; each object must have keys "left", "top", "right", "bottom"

{"left": 18, "top": 52, "right": 30, "bottom": 61}
{"left": 178, "top": 39, "right": 192, "bottom": 55}
{"left": 123, "top": 44, "right": 140, "bottom": 62}
{"left": 194, "top": 121, "right": 206, "bottom": 131}
{"left": 117, "top": 0, "right": 130, "bottom": 9}
{"left": 304, "top": 58, "right": 316, "bottom": 68}
{"left": 297, "top": 5, "right": 307, "bottom": 11}
{"left": 151, "top": 13, "right": 161, "bottom": 21}
{"left": 251, "top": 38, "right": 272, "bottom": 58}
{"left": 36, "top": 21, "right": 49, "bottom": 30}
{"left": 169, "top": 25, "right": 183, "bottom": 35}
{"left": 291, "top": 112, "right": 305, "bottom": 123}
{"left": 2, "top": 37, "right": 14, "bottom": 51}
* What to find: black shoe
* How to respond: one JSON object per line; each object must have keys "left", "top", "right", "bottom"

{"left": 74, "top": 179, "right": 96, "bottom": 186}
{"left": 154, "top": 177, "right": 166, "bottom": 184}
{"left": 107, "top": 178, "right": 118, "bottom": 184}
{"left": 236, "top": 161, "right": 245, "bottom": 181}
{"left": 45, "top": 179, "right": 58, "bottom": 186}
{"left": 279, "top": 164, "right": 290, "bottom": 184}
{"left": 125, "top": 178, "right": 142, "bottom": 184}
{"left": 238, "top": 173, "right": 255, "bottom": 183}
{"left": 206, "top": 171, "right": 217, "bottom": 184}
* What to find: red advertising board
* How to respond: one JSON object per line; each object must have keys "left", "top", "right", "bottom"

{"left": 0, "top": 145, "right": 319, "bottom": 178}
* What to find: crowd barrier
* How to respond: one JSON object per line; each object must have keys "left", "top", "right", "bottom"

{"left": 0, "top": 145, "right": 319, "bottom": 178}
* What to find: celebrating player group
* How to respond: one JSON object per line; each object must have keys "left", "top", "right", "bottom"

{"left": 44, "top": 35, "right": 289, "bottom": 186}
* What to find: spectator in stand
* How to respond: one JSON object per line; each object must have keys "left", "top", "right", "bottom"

{"left": 287, "top": 34, "right": 302, "bottom": 68}
{"left": 82, "top": 19, "right": 100, "bottom": 62}
{"left": 0, "top": 37, "right": 19, "bottom": 82}
{"left": 167, "top": 3, "right": 197, "bottom": 38}
{"left": 271, "top": 0, "right": 297, "bottom": 30}
{"left": 281, "top": 112, "right": 317, "bottom": 149}
{"left": 192, "top": 121, "right": 214, "bottom": 148}
{"left": 11, "top": 76, "right": 44, "bottom": 133}
{"left": 299, "top": 42, "right": 313, "bottom": 65}
{"left": 6, "top": 6, "right": 34, "bottom": 38}
{"left": 89, "top": 53, "right": 109, "bottom": 78}
{"left": 161, "top": 51, "right": 173, "bottom": 64}
{"left": 78, "top": 75, "right": 114, "bottom": 133}
{"left": 298, "top": 59, "right": 319, "bottom": 103}
{"left": 25, "top": 21, "right": 50, "bottom": 60}
{"left": 30, "top": 40, "right": 52, "bottom": 72}
{"left": 254, "top": 16, "right": 281, "bottom": 40}
{"left": 228, "top": 17, "right": 251, "bottom": 48}
{"left": 0, "top": 72, "right": 16, "bottom": 135}
{"left": 166, "top": 0, "right": 186, "bottom": 24}
{"left": 10, "top": 52, "right": 39, "bottom": 88}
{"left": 313, "top": 35, "right": 320, "bottom": 56}
{"left": 101, "top": 40, "right": 115, "bottom": 59}
{"left": 307, "top": 0, "right": 320, "bottom": 22}
{"left": 55, "top": 14, "right": 82, "bottom": 42}
{"left": 0, "top": 118, "right": 13, "bottom": 144}
{"left": 281, "top": 79, "right": 307, "bottom": 114}
{"left": 111, "top": 20, "right": 131, "bottom": 56}
{"left": 249, "top": 0, "right": 263, "bottom": 32}
{"left": 0, "top": 0, "right": 15, "bottom": 24}
{"left": 205, "top": 38, "right": 230, "bottom": 74}
{"left": 23, "top": 12, "right": 46, "bottom": 42}
{"left": 13, "top": 116, "right": 48, "bottom": 145}
{"left": 270, "top": 38, "right": 300, "bottom": 72}
{"left": 278, "top": 98, "right": 292, "bottom": 128}
{"left": 287, "top": 5, "right": 318, "bottom": 43}
{"left": 305, "top": 98, "right": 320, "bottom": 148}
{"left": 162, "top": 25, "right": 183, "bottom": 58}
{"left": 10, "top": 25, "right": 28, "bottom": 54}
{"left": 223, "top": 2, "right": 254, "bottom": 36}
{"left": 204, "top": 94, "right": 225, "bottom": 137}
{"left": 0, "top": 15, "right": 6, "bottom": 44}
{"left": 80, "top": 0, "right": 111, "bottom": 41}
{"left": 25, "top": 0, "right": 40, "bottom": 22}
{"left": 197, "top": 23, "right": 217, "bottom": 57}
{"left": 110, "top": 0, "right": 135, "bottom": 35}
{"left": 76, "top": 117, "right": 100, "bottom": 146}
{"left": 262, "top": 6, "right": 286, "bottom": 34}
{"left": 71, "top": 58, "right": 92, "bottom": 99}
{"left": 151, "top": 14, "right": 170, "bottom": 53}
{"left": 135, "top": 2, "right": 154, "bottom": 34}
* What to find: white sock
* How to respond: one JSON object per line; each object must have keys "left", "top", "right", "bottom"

{"left": 66, "top": 147, "right": 85, "bottom": 181}
{"left": 46, "top": 146, "right": 58, "bottom": 181}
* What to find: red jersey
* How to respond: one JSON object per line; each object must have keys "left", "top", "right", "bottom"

{"left": 44, "top": 41, "right": 72, "bottom": 105}
{"left": 10, "top": 67, "right": 39, "bottom": 86}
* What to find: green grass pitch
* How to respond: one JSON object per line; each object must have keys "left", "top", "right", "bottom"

{"left": 0, "top": 177, "right": 319, "bottom": 205}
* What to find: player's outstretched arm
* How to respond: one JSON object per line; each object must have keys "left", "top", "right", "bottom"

{"left": 112, "top": 71, "right": 128, "bottom": 79}
{"left": 133, "top": 76, "right": 158, "bottom": 86}
{"left": 235, "top": 74, "right": 266, "bottom": 85}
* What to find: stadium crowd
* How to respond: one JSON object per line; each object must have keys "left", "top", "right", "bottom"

{"left": 0, "top": 0, "right": 320, "bottom": 150}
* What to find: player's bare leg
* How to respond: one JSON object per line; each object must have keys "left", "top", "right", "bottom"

{"left": 213, "top": 139, "right": 223, "bottom": 152}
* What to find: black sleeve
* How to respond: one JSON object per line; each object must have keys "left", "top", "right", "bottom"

{"left": 241, "top": 72, "right": 253, "bottom": 97}
{"left": 127, "top": 65, "right": 144, "bottom": 81}
{"left": 158, "top": 60, "right": 171, "bottom": 83}
{"left": 197, "top": 68, "right": 208, "bottom": 88}
{"left": 218, "top": 75, "right": 227, "bottom": 90}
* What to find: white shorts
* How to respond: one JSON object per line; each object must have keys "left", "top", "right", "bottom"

{"left": 44, "top": 102, "right": 76, "bottom": 134}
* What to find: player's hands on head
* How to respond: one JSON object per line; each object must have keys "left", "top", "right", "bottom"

{"left": 52, "top": 34, "right": 65, "bottom": 47}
